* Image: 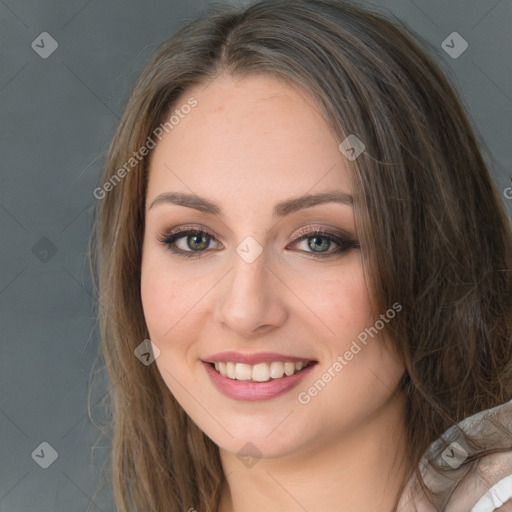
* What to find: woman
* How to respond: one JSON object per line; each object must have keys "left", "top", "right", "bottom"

{"left": 88, "top": 0, "right": 512, "bottom": 510}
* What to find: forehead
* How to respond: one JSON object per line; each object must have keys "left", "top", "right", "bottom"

{"left": 146, "top": 73, "right": 352, "bottom": 208}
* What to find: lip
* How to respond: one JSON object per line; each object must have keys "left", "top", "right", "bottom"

{"left": 203, "top": 360, "right": 317, "bottom": 401}
{"left": 203, "top": 351, "right": 317, "bottom": 365}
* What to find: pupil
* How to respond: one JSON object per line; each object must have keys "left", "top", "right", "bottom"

{"left": 310, "top": 236, "right": 329, "bottom": 252}
{"left": 189, "top": 234, "right": 208, "bottom": 251}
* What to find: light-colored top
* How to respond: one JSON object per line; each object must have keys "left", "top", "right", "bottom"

{"left": 470, "top": 475, "right": 512, "bottom": 512}
{"left": 397, "top": 399, "right": 512, "bottom": 511}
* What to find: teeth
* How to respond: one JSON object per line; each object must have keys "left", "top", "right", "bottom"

{"left": 235, "top": 363, "right": 252, "bottom": 381}
{"left": 270, "top": 361, "right": 284, "bottom": 379}
{"left": 252, "top": 363, "right": 270, "bottom": 382}
{"left": 213, "top": 361, "right": 311, "bottom": 381}
{"left": 226, "top": 362, "right": 236, "bottom": 379}
{"left": 284, "top": 362, "right": 295, "bottom": 376}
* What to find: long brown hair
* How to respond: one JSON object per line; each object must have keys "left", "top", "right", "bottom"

{"left": 87, "top": 1, "right": 512, "bottom": 510}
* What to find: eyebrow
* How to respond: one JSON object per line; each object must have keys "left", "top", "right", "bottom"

{"left": 148, "top": 190, "right": 353, "bottom": 217}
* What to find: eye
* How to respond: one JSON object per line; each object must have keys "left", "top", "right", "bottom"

{"left": 288, "top": 228, "right": 360, "bottom": 258}
{"left": 156, "top": 227, "right": 222, "bottom": 259}
{"left": 156, "top": 226, "right": 359, "bottom": 259}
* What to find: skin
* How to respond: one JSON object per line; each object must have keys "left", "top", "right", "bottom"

{"left": 140, "top": 73, "right": 408, "bottom": 512}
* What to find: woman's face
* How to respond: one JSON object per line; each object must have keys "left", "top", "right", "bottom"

{"left": 140, "top": 73, "right": 405, "bottom": 459}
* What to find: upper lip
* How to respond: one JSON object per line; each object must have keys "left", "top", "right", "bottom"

{"left": 203, "top": 351, "right": 317, "bottom": 365}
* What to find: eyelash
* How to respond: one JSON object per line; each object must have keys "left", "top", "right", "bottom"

{"left": 155, "top": 225, "right": 360, "bottom": 259}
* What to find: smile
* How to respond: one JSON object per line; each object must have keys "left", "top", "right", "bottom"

{"left": 210, "top": 361, "right": 315, "bottom": 382}
{"left": 202, "top": 355, "right": 318, "bottom": 401}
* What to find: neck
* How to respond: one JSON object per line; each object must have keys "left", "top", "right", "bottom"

{"left": 217, "top": 391, "right": 409, "bottom": 512}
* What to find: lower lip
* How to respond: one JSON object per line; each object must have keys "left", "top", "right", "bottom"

{"left": 203, "top": 362, "right": 316, "bottom": 401}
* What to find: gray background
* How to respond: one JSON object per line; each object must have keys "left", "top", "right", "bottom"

{"left": 1, "top": 0, "right": 511, "bottom": 511}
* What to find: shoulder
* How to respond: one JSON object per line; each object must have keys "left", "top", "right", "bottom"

{"left": 397, "top": 399, "right": 512, "bottom": 512}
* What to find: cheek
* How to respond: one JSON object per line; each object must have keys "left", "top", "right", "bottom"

{"left": 141, "top": 270, "right": 169, "bottom": 333}
{"left": 140, "top": 242, "right": 215, "bottom": 335}
{"left": 310, "top": 263, "right": 374, "bottom": 339}
{"left": 140, "top": 249, "right": 181, "bottom": 342}
{"left": 140, "top": 249, "right": 208, "bottom": 374}
{"left": 140, "top": 262, "right": 196, "bottom": 394}
{"left": 141, "top": 277, "right": 194, "bottom": 353}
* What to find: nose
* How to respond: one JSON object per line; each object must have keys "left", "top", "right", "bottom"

{"left": 213, "top": 247, "right": 288, "bottom": 338}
